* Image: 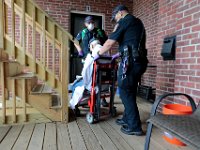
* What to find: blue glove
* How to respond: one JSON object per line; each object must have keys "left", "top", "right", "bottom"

{"left": 92, "top": 50, "right": 100, "bottom": 60}
{"left": 112, "top": 52, "right": 120, "bottom": 60}
{"left": 78, "top": 51, "right": 84, "bottom": 57}
{"left": 93, "top": 54, "right": 99, "bottom": 60}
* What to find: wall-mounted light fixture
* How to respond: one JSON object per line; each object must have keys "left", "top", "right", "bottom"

{"left": 161, "top": 35, "right": 176, "bottom": 60}
{"left": 86, "top": 5, "right": 91, "bottom": 12}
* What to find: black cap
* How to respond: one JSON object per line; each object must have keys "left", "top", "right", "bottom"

{"left": 111, "top": 5, "right": 129, "bottom": 21}
{"left": 84, "top": 16, "right": 94, "bottom": 23}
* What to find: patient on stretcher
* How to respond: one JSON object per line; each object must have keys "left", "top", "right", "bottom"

{"left": 69, "top": 38, "right": 108, "bottom": 109}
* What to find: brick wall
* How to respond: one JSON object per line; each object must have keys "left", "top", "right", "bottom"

{"left": 133, "top": 0, "right": 200, "bottom": 106}
{"left": 133, "top": 0, "right": 159, "bottom": 89}
{"left": 156, "top": 0, "right": 200, "bottom": 105}
{"left": 174, "top": 0, "right": 200, "bottom": 105}
{"left": 34, "top": 0, "right": 133, "bottom": 38}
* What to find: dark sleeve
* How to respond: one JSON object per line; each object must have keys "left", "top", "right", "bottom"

{"left": 100, "top": 29, "right": 108, "bottom": 44}
{"left": 75, "top": 31, "right": 82, "bottom": 43}
{"left": 108, "top": 22, "right": 124, "bottom": 42}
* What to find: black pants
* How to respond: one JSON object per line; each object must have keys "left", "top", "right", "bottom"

{"left": 118, "top": 61, "right": 147, "bottom": 131}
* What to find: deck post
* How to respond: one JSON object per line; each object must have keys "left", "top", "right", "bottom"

{"left": 61, "top": 33, "right": 69, "bottom": 122}
{"left": 0, "top": 0, "right": 4, "bottom": 50}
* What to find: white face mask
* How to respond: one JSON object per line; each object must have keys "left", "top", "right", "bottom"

{"left": 87, "top": 23, "right": 94, "bottom": 31}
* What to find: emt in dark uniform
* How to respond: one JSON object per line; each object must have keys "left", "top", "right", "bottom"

{"left": 74, "top": 16, "right": 107, "bottom": 58}
{"left": 96, "top": 5, "right": 148, "bottom": 135}
{"left": 74, "top": 16, "right": 109, "bottom": 107}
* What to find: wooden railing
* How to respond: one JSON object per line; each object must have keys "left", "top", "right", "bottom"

{"left": 0, "top": 0, "right": 74, "bottom": 123}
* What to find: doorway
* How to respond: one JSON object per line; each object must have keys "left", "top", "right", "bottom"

{"left": 70, "top": 12, "right": 104, "bottom": 82}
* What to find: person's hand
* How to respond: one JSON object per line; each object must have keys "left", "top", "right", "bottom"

{"left": 78, "top": 51, "right": 84, "bottom": 57}
{"left": 93, "top": 54, "right": 99, "bottom": 60}
{"left": 92, "top": 51, "right": 99, "bottom": 60}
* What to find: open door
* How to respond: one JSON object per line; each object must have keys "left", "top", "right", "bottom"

{"left": 70, "top": 12, "right": 104, "bottom": 82}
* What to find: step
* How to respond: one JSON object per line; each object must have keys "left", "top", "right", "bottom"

{"left": 31, "top": 84, "right": 53, "bottom": 94}
{"left": 8, "top": 72, "right": 35, "bottom": 79}
{"left": 49, "top": 105, "right": 62, "bottom": 109}
{"left": 0, "top": 59, "right": 17, "bottom": 63}
{"left": 4, "top": 61, "right": 23, "bottom": 77}
{"left": 0, "top": 59, "right": 10, "bottom": 62}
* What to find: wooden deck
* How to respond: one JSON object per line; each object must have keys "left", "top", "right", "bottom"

{"left": 0, "top": 96, "right": 193, "bottom": 150}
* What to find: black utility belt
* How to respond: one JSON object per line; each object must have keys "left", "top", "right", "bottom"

{"left": 120, "top": 55, "right": 143, "bottom": 63}
{"left": 132, "top": 57, "right": 143, "bottom": 62}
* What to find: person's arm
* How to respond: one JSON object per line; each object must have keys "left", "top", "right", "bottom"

{"left": 74, "top": 31, "right": 83, "bottom": 53}
{"left": 98, "top": 39, "right": 116, "bottom": 55}
{"left": 98, "top": 22, "right": 124, "bottom": 55}
{"left": 74, "top": 42, "right": 82, "bottom": 53}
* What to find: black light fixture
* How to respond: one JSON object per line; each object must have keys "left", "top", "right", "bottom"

{"left": 161, "top": 35, "right": 176, "bottom": 60}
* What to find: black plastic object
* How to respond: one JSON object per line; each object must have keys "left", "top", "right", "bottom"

{"left": 161, "top": 36, "right": 176, "bottom": 60}
{"left": 137, "top": 85, "right": 156, "bottom": 102}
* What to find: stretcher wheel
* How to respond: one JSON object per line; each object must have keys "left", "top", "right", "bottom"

{"left": 111, "top": 107, "right": 117, "bottom": 117}
{"left": 86, "top": 113, "right": 94, "bottom": 124}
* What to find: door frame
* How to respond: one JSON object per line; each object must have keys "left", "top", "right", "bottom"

{"left": 70, "top": 10, "right": 105, "bottom": 30}
{"left": 69, "top": 11, "right": 106, "bottom": 82}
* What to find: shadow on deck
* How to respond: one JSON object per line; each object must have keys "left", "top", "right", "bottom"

{"left": 0, "top": 96, "right": 193, "bottom": 150}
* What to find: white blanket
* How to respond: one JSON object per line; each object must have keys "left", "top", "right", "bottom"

{"left": 69, "top": 44, "right": 102, "bottom": 109}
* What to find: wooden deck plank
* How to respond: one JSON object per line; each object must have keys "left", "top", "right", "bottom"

{"left": 137, "top": 99, "right": 192, "bottom": 150}
{"left": 99, "top": 121, "right": 133, "bottom": 150}
{"left": 77, "top": 118, "right": 102, "bottom": 150}
{"left": 118, "top": 97, "right": 187, "bottom": 150}
{"left": 0, "top": 96, "right": 194, "bottom": 150}
{"left": 57, "top": 122, "right": 72, "bottom": 150}
{"left": 107, "top": 117, "right": 164, "bottom": 150}
{"left": 138, "top": 98, "right": 191, "bottom": 150}
{"left": 12, "top": 124, "right": 35, "bottom": 150}
{"left": 28, "top": 123, "right": 45, "bottom": 150}
{"left": 0, "top": 125, "right": 23, "bottom": 150}
{"left": 43, "top": 123, "right": 57, "bottom": 150}
{"left": 0, "top": 126, "right": 11, "bottom": 143}
{"left": 90, "top": 121, "right": 118, "bottom": 150}
{"left": 68, "top": 121, "right": 87, "bottom": 150}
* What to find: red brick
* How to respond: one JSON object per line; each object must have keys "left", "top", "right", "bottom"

{"left": 192, "top": 90, "right": 200, "bottom": 97}
{"left": 196, "top": 83, "right": 200, "bottom": 89}
{"left": 182, "top": 33, "right": 199, "bottom": 40}
{"left": 192, "top": 25, "right": 200, "bottom": 32}
{"left": 190, "top": 65, "right": 200, "bottom": 70}
{"left": 191, "top": 38, "right": 200, "bottom": 44}
{"left": 180, "top": 82, "right": 195, "bottom": 88}
{"left": 191, "top": 52, "right": 200, "bottom": 57}
{"left": 182, "top": 45, "right": 196, "bottom": 52}
{"left": 181, "top": 58, "right": 196, "bottom": 64}
{"left": 177, "top": 16, "right": 192, "bottom": 24}
{"left": 176, "top": 53, "right": 190, "bottom": 58}
{"left": 184, "top": 6, "right": 200, "bottom": 16}
{"left": 189, "top": 76, "right": 200, "bottom": 82}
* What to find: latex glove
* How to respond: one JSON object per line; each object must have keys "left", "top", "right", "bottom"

{"left": 92, "top": 50, "right": 99, "bottom": 60}
{"left": 112, "top": 52, "right": 120, "bottom": 60}
{"left": 93, "top": 54, "right": 99, "bottom": 60}
{"left": 78, "top": 51, "right": 84, "bottom": 57}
